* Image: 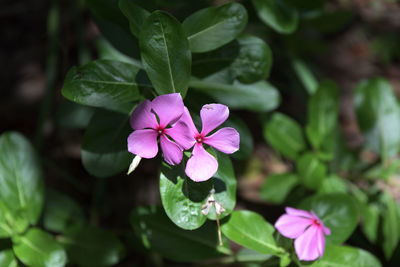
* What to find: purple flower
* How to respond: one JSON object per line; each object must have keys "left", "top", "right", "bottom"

{"left": 275, "top": 207, "right": 331, "bottom": 261}
{"left": 178, "top": 104, "right": 240, "bottom": 182}
{"left": 127, "top": 93, "right": 192, "bottom": 165}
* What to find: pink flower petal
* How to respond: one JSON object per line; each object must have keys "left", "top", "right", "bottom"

{"left": 322, "top": 225, "right": 331, "bottom": 235}
{"left": 285, "top": 207, "right": 313, "bottom": 219}
{"left": 130, "top": 100, "right": 158, "bottom": 130}
{"left": 127, "top": 129, "right": 158, "bottom": 158}
{"left": 159, "top": 135, "right": 183, "bottom": 165}
{"left": 164, "top": 121, "right": 195, "bottom": 150}
{"left": 178, "top": 107, "right": 199, "bottom": 136}
{"left": 275, "top": 214, "right": 312, "bottom": 239}
{"left": 200, "top": 104, "right": 229, "bottom": 135}
{"left": 316, "top": 227, "right": 325, "bottom": 257}
{"left": 203, "top": 127, "right": 240, "bottom": 154}
{"left": 294, "top": 226, "right": 320, "bottom": 261}
{"left": 152, "top": 93, "right": 184, "bottom": 127}
{"left": 185, "top": 143, "right": 218, "bottom": 182}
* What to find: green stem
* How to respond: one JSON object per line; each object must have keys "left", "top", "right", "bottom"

{"left": 34, "top": 0, "right": 60, "bottom": 150}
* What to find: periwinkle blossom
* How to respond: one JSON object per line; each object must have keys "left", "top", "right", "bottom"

{"left": 275, "top": 207, "right": 331, "bottom": 261}
{"left": 127, "top": 93, "right": 192, "bottom": 165}
{"left": 178, "top": 104, "right": 240, "bottom": 182}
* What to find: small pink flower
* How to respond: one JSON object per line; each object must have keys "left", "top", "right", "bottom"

{"left": 178, "top": 104, "right": 240, "bottom": 182}
{"left": 275, "top": 207, "right": 331, "bottom": 261}
{"left": 127, "top": 93, "right": 192, "bottom": 165}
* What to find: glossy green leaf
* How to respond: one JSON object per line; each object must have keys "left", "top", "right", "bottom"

{"left": 299, "top": 193, "right": 359, "bottom": 244}
{"left": 310, "top": 245, "right": 381, "bottom": 267}
{"left": 354, "top": 78, "right": 400, "bottom": 160}
{"left": 183, "top": 3, "right": 247, "bottom": 53}
{"left": 297, "top": 152, "right": 326, "bottom": 190}
{"left": 131, "top": 206, "right": 231, "bottom": 262}
{"left": 87, "top": 0, "right": 140, "bottom": 58}
{"left": 190, "top": 79, "right": 280, "bottom": 112}
{"left": 43, "top": 190, "right": 85, "bottom": 233}
{"left": 221, "top": 210, "right": 283, "bottom": 255}
{"left": 224, "top": 115, "right": 254, "bottom": 160}
{"left": 0, "top": 132, "right": 44, "bottom": 235}
{"left": 231, "top": 35, "right": 272, "bottom": 83}
{"left": 0, "top": 250, "right": 18, "bottom": 267}
{"left": 119, "top": 0, "right": 150, "bottom": 37}
{"left": 56, "top": 101, "right": 94, "bottom": 129}
{"left": 140, "top": 11, "right": 191, "bottom": 97}
{"left": 306, "top": 81, "right": 339, "bottom": 149}
{"left": 62, "top": 60, "right": 143, "bottom": 114}
{"left": 264, "top": 113, "right": 306, "bottom": 160}
{"left": 235, "top": 248, "right": 273, "bottom": 263}
{"left": 292, "top": 58, "right": 318, "bottom": 95}
{"left": 60, "top": 225, "right": 124, "bottom": 266}
{"left": 381, "top": 193, "right": 399, "bottom": 259}
{"left": 361, "top": 203, "right": 379, "bottom": 244}
{"left": 13, "top": 228, "right": 67, "bottom": 267}
{"left": 95, "top": 37, "right": 142, "bottom": 67}
{"left": 160, "top": 152, "right": 236, "bottom": 229}
{"left": 252, "top": 0, "right": 298, "bottom": 34}
{"left": 317, "top": 174, "right": 347, "bottom": 194}
{"left": 82, "top": 109, "right": 132, "bottom": 178}
{"left": 260, "top": 173, "right": 298, "bottom": 204}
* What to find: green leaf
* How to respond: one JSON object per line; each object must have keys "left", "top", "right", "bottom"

{"left": 292, "top": 58, "right": 318, "bottom": 95}
{"left": 354, "top": 77, "right": 400, "bottom": 160}
{"left": 264, "top": 113, "right": 306, "bottom": 160}
{"left": 60, "top": 225, "right": 124, "bottom": 266}
{"left": 361, "top": 203, "right": 379, "bottom": 244}
{"left": 43, "top": 190, "right": 85, "bottom": 233}
{"left": 140, "top": 11, "right": 191, "bottom": 97}
{"left": 61, "top": 60, "right": 143, "bottom": 114}
{"left": 235, "top": 248, "right": 273, "bottom": 263}
{"left": 221, "top": 210, "right": 283, "bottom": 255}
{"left": 183, "top": 3, "right": 247, "bottom": 53}
{"left": 0, "top": 132, "right": 44, "bottom": 235}
{"left": 13, "top": 228, "right": 67, "bottom": 267}
{"left": 56, "top": 101, "right": 94, "bottom": 129}
{"left": 131, "top": 206, "right": 230, "bottom": 262}
{"left": 190, "top": 79, "right": 280, "bottom": 112}
{"left": 0, "top": 250, "right": 18, "bottom": 267}
{"left": 224, "top": 115, "right": 254, "bottom": 160}
{"left": 381, "top": 193, "right": 399, "bottom": 259}
{"left": 297, "top": 152, "right": 326, "bottom": 190}
{"left": 299, "top": 193, "right": 359, "bottom": 244}
{"left": 159, "top": 152, "right": 236, "bottom": 229}
{"left": 119, "top": 0, "right": 150, "bottom": 37}
{"left": 95, "top": 37, "right": 143, "bottom": 67}
{"left": 230, "top": 35, "right": 272, "bottom": 83}
{"left": 260, "top": 173, "right": 298, "bottom": 204}
{"left": 317, "top": 174, "right": 347, "bottom": 194}
{"left": 82, "top": 109, "right": 132, "bottom": 178}
{"left": 310, "top": 245, "right": 381, "bottom": 267}
{"left": 252, "top": 0, "right": 298, "bottom": 34}
{"left": 306, "top": 81, "right": 339, "bottom": 149}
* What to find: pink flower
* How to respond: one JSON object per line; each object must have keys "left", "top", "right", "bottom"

{"left": 178, "top": 104, "right": 240, "bottom": 182}
{"left": 127, "top": 93, "right": 192, "bottom": 165}
{"left": 275, "top": 207, "right": 331, "bottom": 261}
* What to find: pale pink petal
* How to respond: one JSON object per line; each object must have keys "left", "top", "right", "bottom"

{"left": 152, "top": 93, "right": 184, "bottom": 127}
{"left": 294, "top": 226, "right": 320, "bottom": 261}
{"left": 203, "top": 127, "right": 240, "bottom": 154}
{"left": 275, "top": 214, "right": 312, "bottom": 239}
{"left": 185, "top": 143, "right": 218, "bottom": 182}
{"left": 164, "top": 121, "right": 195, "bottom": 150}
{"left": 322, "top": 225, "right": 331, "bottom": 235}
{"left": 285, "top": 207, "right": 313, "bottom": 219}
{"left": 316, "top": 228, "right": 325, "bottom": 257}
{"left": 177, "top": 107, "right": 199, "bottom": 136}
{"left": 159, "top": 135, "right": 183, "bottom": 165}
{"left": 130, "top": 100, "right": 158, "bottom": 130}
{"left": 127, "top": 129, "right": 158, "bottom": 158}
{"left": 200, "top": 104, "right": 229, "bottom": 135}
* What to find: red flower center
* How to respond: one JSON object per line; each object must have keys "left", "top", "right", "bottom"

{"left": 156, "top": 126, "right": 165, "bottom": 135}
{"left": 312, "top": 218, "right": 321, "bottom": 226}
{"left": 195, "top": 133, "right": 204, "bottom": 144}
